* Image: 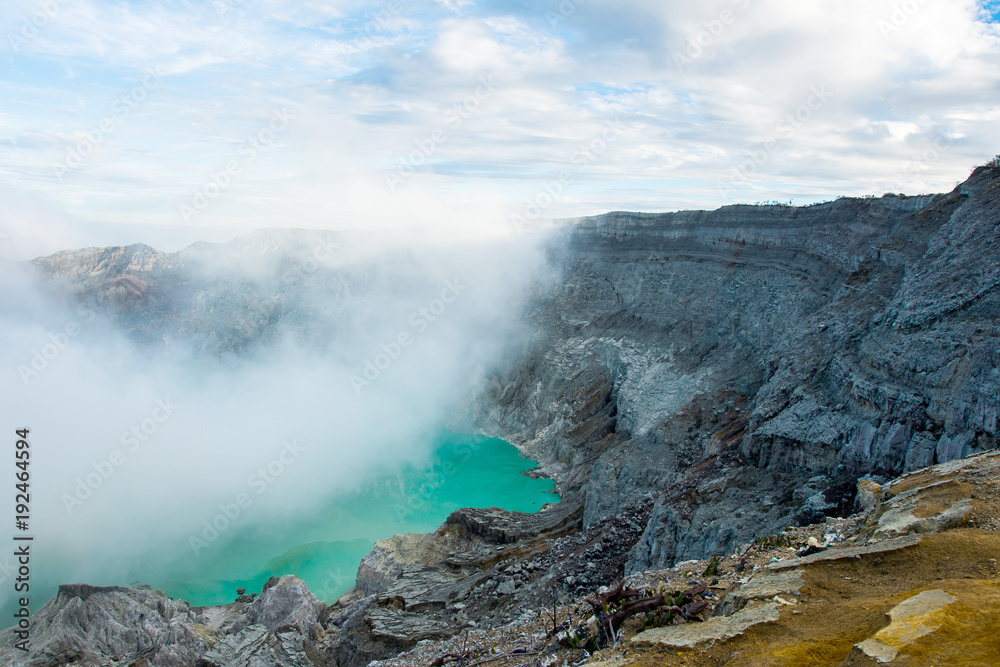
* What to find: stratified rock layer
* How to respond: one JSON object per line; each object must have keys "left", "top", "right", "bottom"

{"left": 476, "top": 165, "right": 1000, "bottom": 574}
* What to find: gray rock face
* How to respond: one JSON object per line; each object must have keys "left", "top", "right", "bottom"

{"left": 873, "top": 487, "right": 973, "bottom": 539}
{"left": 0, "top": 581, "right": 336, "bottom": 667}
{"left": 247, "top": 575, "right": 325, "bottom": 635}
{"left": 202, "top": 626, "right": 325, "bottom": 667}
{"left": 0, "top": 584, "right": 210, "bottom": 667}
{"left": 329, "top": 500, "right": 593, "bottom": 667}
{"left": 718, "top": 570, "right": 804, "bottom": 616}
{"left": 475, "top": 166, "right": 1000, "bottom": 573}
{"left": 767, "top": 534, "right": 922, "bottom": 571}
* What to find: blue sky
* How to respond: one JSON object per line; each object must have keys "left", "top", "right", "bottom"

{"left": 1, "top": 0, "right": 999, "bottom": 256}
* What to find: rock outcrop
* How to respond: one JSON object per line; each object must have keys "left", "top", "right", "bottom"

{"left": 0, "top": 577, "right": 336, "bottom": 667}
{"left": 851, "top": 589, "right": 957, "bottom": 664}
{"left": 246, "top": 575, "right": 326, "bottom": 636}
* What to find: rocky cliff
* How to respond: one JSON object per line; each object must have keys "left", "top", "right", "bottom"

{"left": 332, "top": 163, "right": 1000, "bottom": 664}
{"left": 4, "top": 163, "right": 999, "bottom": 666}
{"left": 476, "top": 164, "right": 1000, "bottom": 573}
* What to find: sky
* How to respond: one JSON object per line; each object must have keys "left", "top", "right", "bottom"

{"left": 1, "top": 0, "right": 999, "bottom": 256}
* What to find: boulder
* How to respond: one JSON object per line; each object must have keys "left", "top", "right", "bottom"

{"left": 631, "top": 602, "right": 780, "bottom": 649}
{"left": 856, "top": 479, "right": 883, "bottom": 515}
{"left": 718, "top": 570, "right": 804, "bottom": 615}
{"left": 247, "top": 575, "right": 326, "bottom": 636}
{"left": 768, "top": 534, "right": 922, "bottom": 571}
{"left": 849, "top": 589, "right": 956, "bottom": 664}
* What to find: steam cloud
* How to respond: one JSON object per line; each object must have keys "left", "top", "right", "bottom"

{"left": 0, "top": 227, "right": 556, "bottom": 612}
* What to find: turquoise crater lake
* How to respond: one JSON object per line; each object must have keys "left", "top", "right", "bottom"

{"left": 156, "top": 431, "right": 558, "bottom": 607}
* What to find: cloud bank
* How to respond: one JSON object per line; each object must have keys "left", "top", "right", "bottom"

{"left": 0, "top": 0, "right": 997, "bottom": 253}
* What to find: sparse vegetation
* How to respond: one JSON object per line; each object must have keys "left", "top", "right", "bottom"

{"left": 547, "top": 585, "right": 559, "bottom": 635}
{"left": 578, "top": 578, "right": 712, "bottom": 651}
{"left": 754, "top": 532, "right": 794, "bottom": 549}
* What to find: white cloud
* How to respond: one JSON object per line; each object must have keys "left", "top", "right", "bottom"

{"left": 0, "top": 0, "right": 997, "bottom": 247}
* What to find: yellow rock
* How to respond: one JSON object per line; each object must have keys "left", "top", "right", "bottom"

{"left": 190, "top": 623, "right": 220, "bottom": 647}
{"left": 632, "top": 602, "right": 780, "bottom": 649}
{"left": 855, "top": 589, "right": 956, "bottom": 663}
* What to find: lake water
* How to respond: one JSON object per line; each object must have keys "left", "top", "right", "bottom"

{"left": 153, "top": 431, "right": 557, "bottom": 606}
{"left": 0, "top": 431, "right": 555, "bottom": 623}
